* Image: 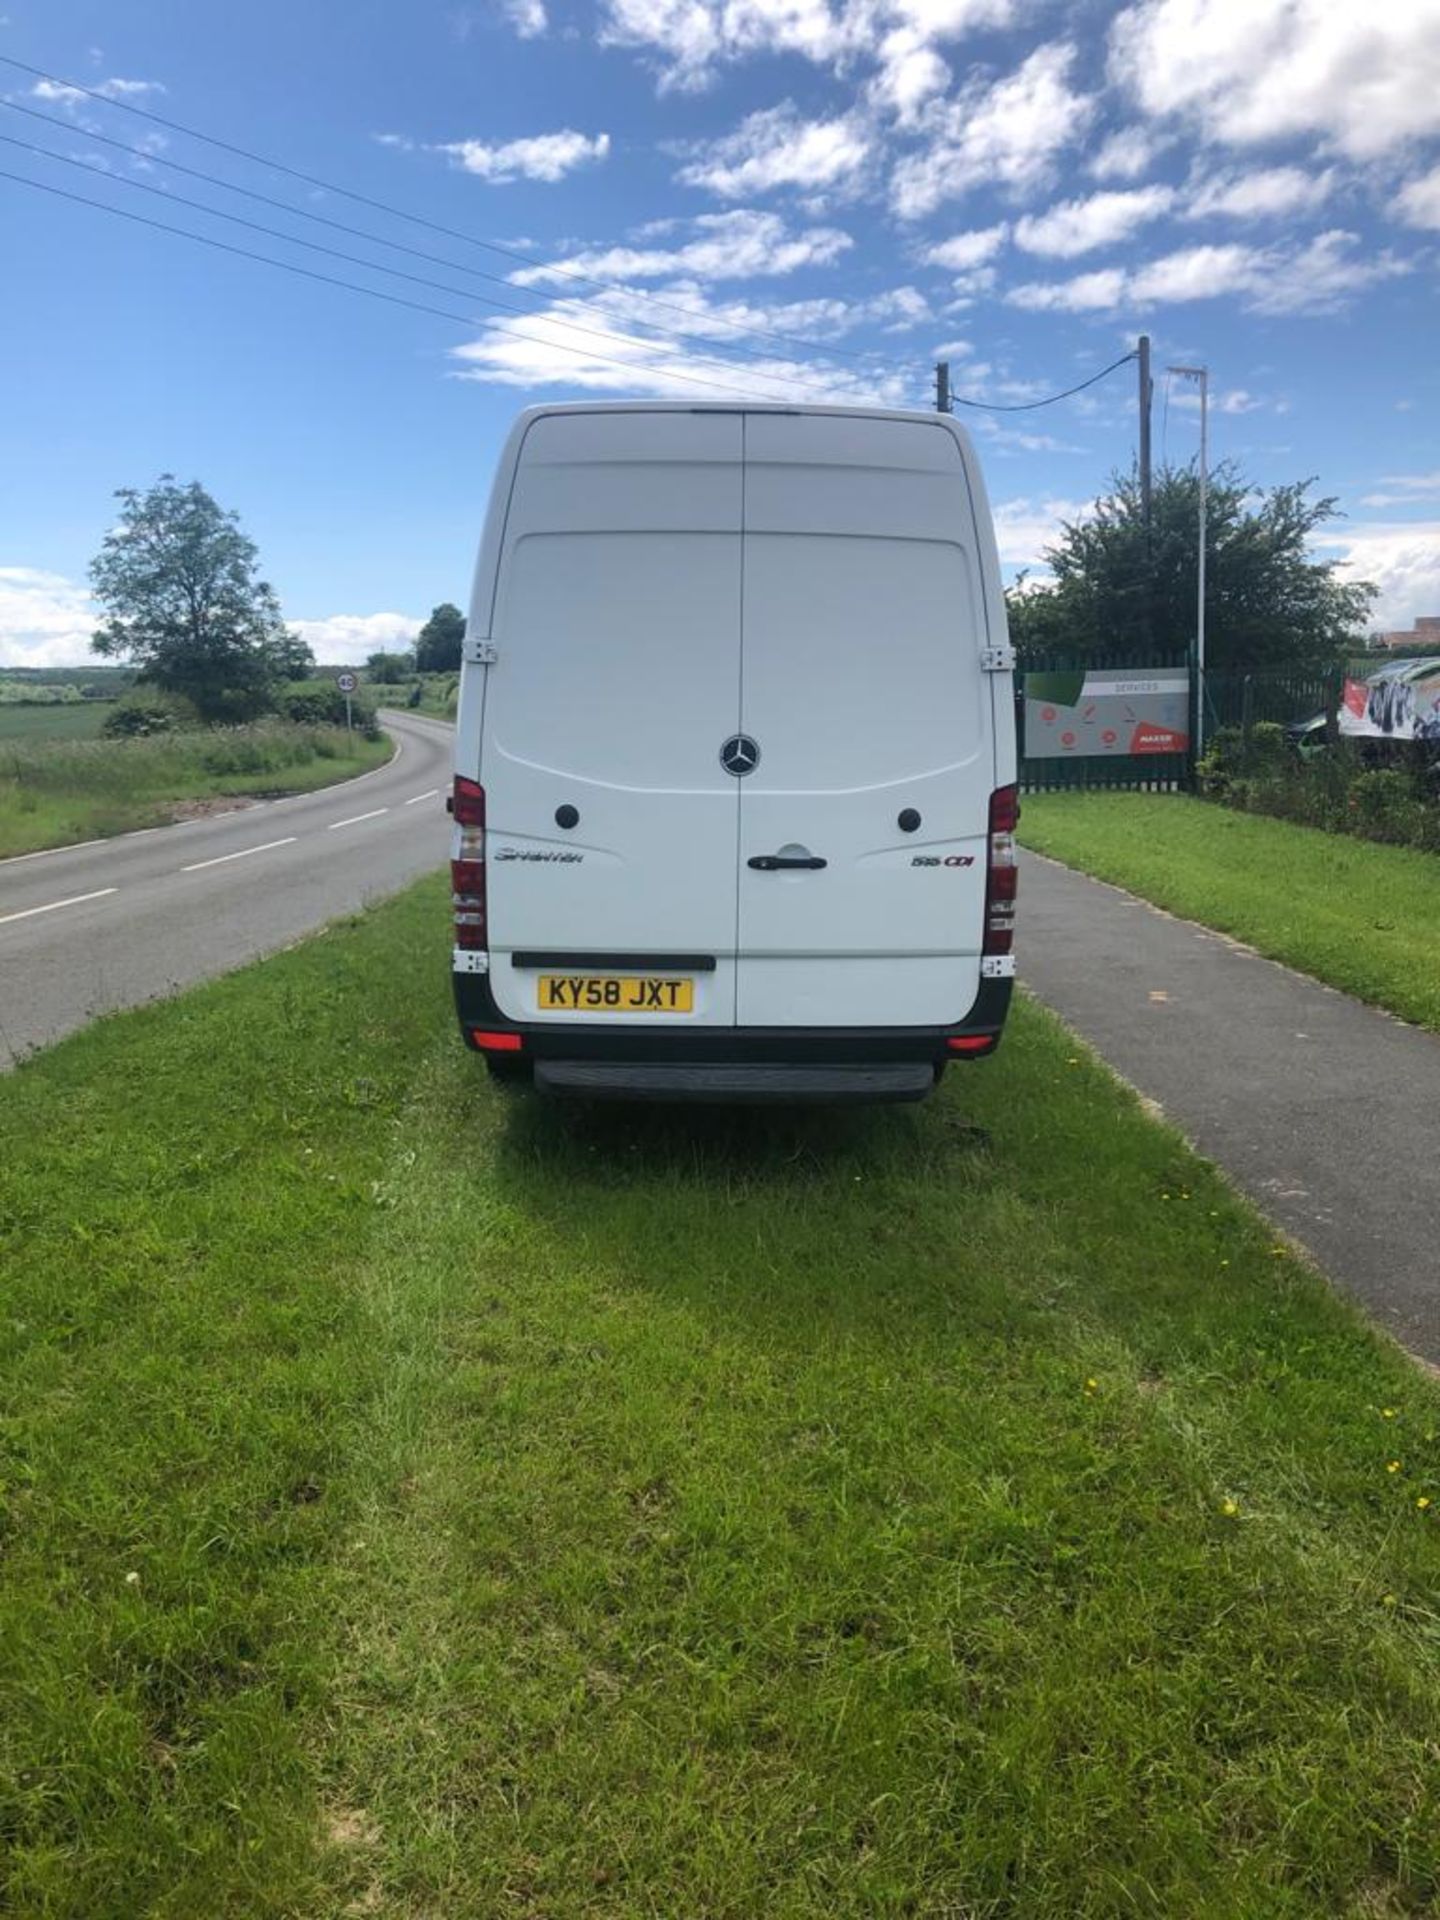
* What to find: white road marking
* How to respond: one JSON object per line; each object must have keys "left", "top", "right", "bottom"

{"left": 405, "top": 788, "right": 439, "bottom": 805}
{"left": 0, "top": 887, "right": 118, "bottom": 926}
{"left": 328, "top": 808, "right": 389, "bottom": 830}
{"left": 181, "top": 837, "right": 298, "bottom": 873}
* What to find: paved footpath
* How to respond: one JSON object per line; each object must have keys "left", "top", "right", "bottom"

{"left": 1019, "top": 850, "right": 1440, "bottom": 1365}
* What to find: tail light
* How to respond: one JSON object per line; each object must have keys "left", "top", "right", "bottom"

{"left": 451, "top": 777, "right": 487, "bottom": 951}
{"left": 983, "top": 784, "right": 1018, "bottom": 956}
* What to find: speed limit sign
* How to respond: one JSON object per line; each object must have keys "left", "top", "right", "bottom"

{"left": 336, "top": 671, "right": 358, "bottom": 694}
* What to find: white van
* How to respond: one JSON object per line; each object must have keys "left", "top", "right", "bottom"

{"left": 450, "top": 402, "right": 1017, "bottom": 1101}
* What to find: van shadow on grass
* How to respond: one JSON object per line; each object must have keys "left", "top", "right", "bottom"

{"left": 469, "top": 1075, "right": 1046, "bottom": 1353}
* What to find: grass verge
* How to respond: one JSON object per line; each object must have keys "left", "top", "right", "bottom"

{"left": 0, "top": 721, "right": 392, "bottom": 857}
{"left": 1022, "top": 789, "right": 1440, "bottom": 1032}
{"left": 5, "top": 877, "right": 1440, "bottom": 1915}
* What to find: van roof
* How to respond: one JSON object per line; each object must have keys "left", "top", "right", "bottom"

{"left": 507, "top": 400, "right": 968, "bottom": 428}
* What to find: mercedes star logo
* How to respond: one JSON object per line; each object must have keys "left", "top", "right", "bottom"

{"left": 720, "top": 733, "right": 760, "bottom": 776}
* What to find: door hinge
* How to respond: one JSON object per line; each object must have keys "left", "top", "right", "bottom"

{"left": 980, "top": 644, "right": 1016, "bottom": 672}
{"left": 464, "top": 637, "right": 499, "bottom": 666}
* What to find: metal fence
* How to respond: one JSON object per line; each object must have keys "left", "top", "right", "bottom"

{"left": 1204, "top": 667, "right": 1343, "bottom": 737}
{"left": 1016, "top": 654, "right": 1351, "bottom": 792}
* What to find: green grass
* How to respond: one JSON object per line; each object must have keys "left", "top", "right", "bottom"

{"left": 0, "top": 701, "right": 111, "bottom": 743}
{"left": 1022, "top": 789, "right": 1440, "bottom": 1032}
{"left": 0, "top": 720, "right": 392, "bottom": 857}
{"left": 7, "top": 878, "right": 1440, "bottom": 1914}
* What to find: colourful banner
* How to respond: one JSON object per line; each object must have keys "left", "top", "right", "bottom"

{"left": 1023, "top": 667, "right": 1191, "bottom": 759}
{"left": 1339, "top": 659, "right": 1440, "bottom": 742}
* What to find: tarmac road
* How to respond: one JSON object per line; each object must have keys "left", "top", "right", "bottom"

{"left": 0, "top": 708, "right": 452, "bottom": 1067}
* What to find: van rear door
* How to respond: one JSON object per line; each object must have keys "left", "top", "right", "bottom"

{"left": 736, "top": 413, "right": 992, "bottom": 1028}
{"left": 482, "top": 410, "right": 742, "bottom": 1027}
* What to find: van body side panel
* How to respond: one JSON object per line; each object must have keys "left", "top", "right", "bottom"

{"left": 481, "top": 411, "right": 743, "bottom": 1027}
{"left": 735, "top": 414, "right": 990, "bottom": 1028}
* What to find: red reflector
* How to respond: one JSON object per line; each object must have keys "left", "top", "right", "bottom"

{"left": 947, "top": 1034, "right": 995, "bottom": 1055}
{"left": 470, "top": 1030, "right": 523, "bottom": 1053}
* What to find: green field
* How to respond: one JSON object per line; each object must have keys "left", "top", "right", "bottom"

{"left": 6, "top": 875, "right": 1440, "bottom": 1916}
{"left": 1021, "top": 789, "right": 1440, "bottom": 1032}
{"left": 0, "top": 701, "right": 111, "bottom": 743}
{"left": 0, "top": 720, "right": 392, "bottom": 857}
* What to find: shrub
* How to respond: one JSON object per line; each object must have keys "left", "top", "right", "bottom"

{"left": 1199, "top": 714, "right": 1440, "bottom": 856}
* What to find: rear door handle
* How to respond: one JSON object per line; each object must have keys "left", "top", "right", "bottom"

{"left": 747, "top": 853, "right": 827, "bottom": 871}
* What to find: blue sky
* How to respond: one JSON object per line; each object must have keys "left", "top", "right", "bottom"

{"left": 2, "top": 0, "right": 1438, "bottom": 664}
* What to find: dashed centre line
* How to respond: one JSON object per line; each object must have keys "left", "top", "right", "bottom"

{"left": 405, "top": 789, "right": 440, "bottom": 806}
{"left": 327, "top": 808, "right": 389, "bottom": 830}
{"left": 0, "top": 887, "right": 119, "bottom": 927}
{"left": 180, "top": 837, "right": 298, "bottom": 873}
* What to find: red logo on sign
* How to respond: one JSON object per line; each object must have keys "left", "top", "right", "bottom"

{"left": 1129, "top": 724, "right": 1189, "bottom": 754}
{"left": 1041, "top": 705, "right": 1056, "bottom": 723}
{"left": 1101, "top": 728, "right": 1117, "bottom": 746}
{"left": 1060, "top": 730, "right": 1077, "bottom": 749}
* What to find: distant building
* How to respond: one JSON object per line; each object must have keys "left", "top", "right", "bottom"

{"left": 1375, "top": 616, "right": 1440, "bottom": 650}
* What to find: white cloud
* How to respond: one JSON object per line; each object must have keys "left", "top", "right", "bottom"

{"left": 891, "top": 43, "right": 1095, "bottom": 219}
{"left": 1014, "top": 185, "right": 1174, "bottom": 258}
{"left": 510, "top": 209, "right": 853, "bottom": 286}
{"left": 501, "top": 0, "right": 548, "bottom": 36}
{"left": 598, "top": 0, "right": 1014, "bottom": 95}
{"left": 1129, "top": 241, "right": 1256, "bottom": 303}
{"left": 0, "top": 567, "right": 97, "bottom": 669}
{"left": 449, "top": 275, "right": 913, "bottom": 405}
{"left": 1359, "top": 472, "right": 1440, "bottom": 508}
{"left": 1109, "top": 0, "right": 1440, "bottom": 161}
{"left": 1314, "top": 524, "right": 1440, "bottom": 632}
{"left": 0, "top": 573, "right": 426, "bottom": 670}
{"left": 433, "top": 130, "right": 611, "bottom": 184}
{"left": 1394, "top": 164, "right": 1440, "bottom": 230}
{"left": 990, "top": 497, "right": 1091, "bottom": 570}
{"left": 676, "top": 105, "right": 871, "bottom": 199}
{"left": 1244, "top": 229, "right": 1410, "bottom": 314}
{"left": 1185, "top": 166, "right": 1336, "bottom": 221}
{"left": 1008, "top": 230, "right": 1408, "bottom": 315}
{"left": 1087, "top": 125, "right": 1166, "bottom": 182}
{"left": 288, "top": 613, "right": 423, "bottom": 664}
{"left": 1007, "top": 266, "right": 1129, "bottom": 312}
{"left": 924, "top": 223, "right": 1008, "bottom": 270}
{"left": 31, "top": 75, "right": 164, "bottom": 109}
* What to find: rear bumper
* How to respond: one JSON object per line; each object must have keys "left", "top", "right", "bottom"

{"left": 533, "top": 1060, "right": 937, "bottom": 1102}
{"left": 454, "top": 969, "right": 1012, "bottom": 1093}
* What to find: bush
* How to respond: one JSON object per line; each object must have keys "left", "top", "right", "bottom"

{"left": 1199, "top": 718, "right": 1440, "bottom": 855}
{"left": 102, "top": 689, "right": 200, "bottom": 738}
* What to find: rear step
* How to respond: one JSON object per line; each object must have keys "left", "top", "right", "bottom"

{"left": 534, "top": 1061, "right": 937, "bottom": 1104}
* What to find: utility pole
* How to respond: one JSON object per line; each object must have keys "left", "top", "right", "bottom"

{"left": 935, "top": 361, "right": 951, "bottom": 414}
{"left": 1167, "top": 362, "right": 1209, "bottom": 760}
{"left": 1137, "top": 334, "right": 1152, "bottom": 537}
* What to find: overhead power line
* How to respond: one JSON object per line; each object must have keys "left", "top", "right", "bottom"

{"left": 946, "top": 351, "right": 1137, "bottom": 414}
{"left": 0, "top": 53, "right": 899, "bottom": 371}
{"left": 1, "top": 133, "right": 857, "bottom": 405}
{"left": 0, "top": 55, "right": 1140, "bottom": 420}
{"left": 2, "top": 99, "right": 860, "bottom": 384}
{"left": 0, "top": 166, "right": 790, "bottom": 401}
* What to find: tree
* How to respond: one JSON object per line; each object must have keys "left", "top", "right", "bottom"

{"left": 264, "top": 630, "right": 316, "bottom": 682}
{"left": 1005, "top": 463, "right": 1377, "bottom": 672}
{"left": 365, "top": 649, "right": 416, "bottom": 683}
{"left": 414, "top": 601, "right": 466, "bottom": 673}
{"left": 90, "top": 476, "right": 296, "bottom": 719}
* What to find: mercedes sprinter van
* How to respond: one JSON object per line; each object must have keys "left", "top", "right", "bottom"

{"left": 451, "top": 403, "right": 1017, "bottom": 1101}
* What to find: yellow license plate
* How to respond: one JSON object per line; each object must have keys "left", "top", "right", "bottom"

{"left": 538, "top": 974, "right": 694, "bottom": 1014}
